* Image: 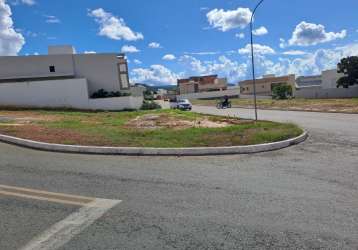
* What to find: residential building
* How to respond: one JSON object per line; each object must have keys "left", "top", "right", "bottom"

{"left": 321, "top": 69, "right": 344, "bottom": 89}
{"left": 296, "top": 75, "right": 322, "bottom": 88}
{"left": 177, "top": 75, "right": 227, "bottom": 95}
{"left": 239, "top": 74, "right": 296, "bottom": 96}
{"left": 0, "top": 45, "right": 143, "bottom": 110}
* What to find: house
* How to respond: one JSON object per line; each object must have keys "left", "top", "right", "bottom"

{"left": 177, "top": 75, "right": 228, "bottom": 95}
{"left": 295, "top": 69, "right": 358, "bottom": 99}
{"left": 0, "top": 45, "right": 143, "bottom": 110}
{"left": 239, "top": 74, "right": 296, "bottom": 96}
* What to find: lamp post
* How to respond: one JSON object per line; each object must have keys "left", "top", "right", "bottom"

{"left": 250, "top": 0, "right": 265, "bottom": 121}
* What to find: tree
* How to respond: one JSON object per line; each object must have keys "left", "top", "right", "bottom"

{"left": 337, "top": 56, "right": 358, "bottom": 88}
{"left": 272, "top": 85, "right": 292, "bottom": 100}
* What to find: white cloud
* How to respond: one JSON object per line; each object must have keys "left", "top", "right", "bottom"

{"left": 131, "top": 65, "right": 180, "bottom": 85}
{"left": 206, "top": 7, "right": 252, "bottom": 31}
{"left": 133, "top": 59, "right": 142, "bottom": 64}
{"left": 250, "top": 43, "right": 358, "bottom": 77}
{"left": 45, "top": 15, "right": 61, "bottom": 24}
{"left": 282, "top": 50, "right": 307, "bottom": 56}
{"left": 236, "top": 33, "right": 245, "bottom": 39}
{"left": 0, "top": 0, "right": 25, "bottom": 55}
{"left": 184, "top": 51, "right": 219, "bottom": 56}
{"left": 121, "top": 45, "right": 140, "bottom": 53}
{"left": 89, "top": 8, "right": 143, "bottom": 41}
{"left": 179, "top": 55, "right": 247, "bottom": 82}
{"left": 162, "top": 54, "right": 176, "bottom": 61}
{"left": 11, "top": 0, "right": 35, "bottom": 5}
{"left": 84, "top": 51, "right": 96, "bottom": 54}
{"left": 288, "top": 21, "right": 346, "bottom": 46}
{"left": 252, "top": 26, "right": 268, "bottom": 36}
{"left": 148, "top": 42, "right": 162, "bottom": 49}
{"left": 238, "top": 44, "right": 275, "bottom": 55}
{"left": 279, "top": 38, "right": 286, "bottom": 48}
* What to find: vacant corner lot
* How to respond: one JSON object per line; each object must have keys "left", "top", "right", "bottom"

{"left": 192, "top": 98, "right": 358, "bottom": 113}
{"left": 0, "top": 109, "right": 302, "bottom": 148}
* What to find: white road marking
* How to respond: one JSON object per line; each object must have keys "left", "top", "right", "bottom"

{"left": 19, "top": 198, "right": 121, "bottom": 250}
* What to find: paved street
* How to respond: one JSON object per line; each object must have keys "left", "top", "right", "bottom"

{"left": 0, "top": 107, "right": 358, "bottom": 249}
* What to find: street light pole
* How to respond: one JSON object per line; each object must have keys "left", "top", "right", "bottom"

{"left": 250, "top": 0, "right": 265, "bottom": 121}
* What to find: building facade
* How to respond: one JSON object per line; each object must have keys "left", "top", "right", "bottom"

{"left": 178, "top": 75, "right": 227, "bottom": 95}
{"left": 239, "top": 74, "right": 296, "bottom": 96}
{"left": 0, "top": 45, "right": 130, "bottom": 95}
{"left": 0, "top": 46, "right": 143, "bottom": 110}
{"left": 296, "top": 75, "right": 322, "bottom": 88}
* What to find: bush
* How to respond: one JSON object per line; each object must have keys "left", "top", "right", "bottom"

{"left": 272, "top": 85, "right": 292, "bottom": 100}
{"left": 141, "top": 101, "right": 162, "bottom": 110}
{"left": 91, "top": 89, "right": 131, "bottom": 99}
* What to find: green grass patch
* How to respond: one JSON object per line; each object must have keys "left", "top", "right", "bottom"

{"left": 0, "top": 109, "right": 303, "bottom": 147}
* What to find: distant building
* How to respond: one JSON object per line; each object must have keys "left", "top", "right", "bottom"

{"left": 177, "top": 75, "right": 227, "bottom": 95}
{"left": 321, "top": 69, "right": 344, "bottom": 89}
{"left": 296, "top": 75, "right": 322, "bottom": 88}
{"left": 239, "top": 74, "right": 296, "bottom": 96}
{"left": 296, "top": 69, "right": 344, "bottom": 90}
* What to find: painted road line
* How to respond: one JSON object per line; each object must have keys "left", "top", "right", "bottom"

{"left": 19, "top": 198, "right": 121, "bottom": 250}
{"left": 0, "top": 184, "right": 94, "bottom": 206}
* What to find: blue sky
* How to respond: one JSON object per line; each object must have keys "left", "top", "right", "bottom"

{"left": 2, "top": 0, "right": 358, "bottom": 85}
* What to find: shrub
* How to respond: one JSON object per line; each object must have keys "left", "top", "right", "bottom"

{"left": 272, "top": 85, "right": 292, "bottom": 100}
{"left": 141, "top": 101, "right": 162, "bottom": 110}
{"left": 91, "top": 89, "right": 131, "bottom": 99}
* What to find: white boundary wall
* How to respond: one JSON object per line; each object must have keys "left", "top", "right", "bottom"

{"left": 296, "top": 86, "right": 358, "bottom": 99}
{"left": 0, "top": 79, "right": 143, "bottom": 110}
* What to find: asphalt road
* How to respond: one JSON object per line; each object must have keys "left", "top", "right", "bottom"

{"left": 0, "top": 107, "right": 358, "bottom": 249}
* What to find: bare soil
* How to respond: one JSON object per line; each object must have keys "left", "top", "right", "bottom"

{"left": 125, "top": 114, "right": 244, "bottom": 130}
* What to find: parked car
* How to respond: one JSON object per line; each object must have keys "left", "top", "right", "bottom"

{"left": 170, "top": 99, "right": 192, "bottom": 110}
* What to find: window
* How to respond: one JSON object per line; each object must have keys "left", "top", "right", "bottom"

{"left": 119, "top": 64, "right": 127, "bottom": 72}
{"left": 49, "top": 66, "right": 56, "bottom": 73}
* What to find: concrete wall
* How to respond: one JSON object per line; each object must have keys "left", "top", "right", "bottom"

{"left": 0, "top": 55, "right": 74, "bottom": 80}
{"left": 296, "top": 86, "right": 358, "bottom": 99}
{"left": 73, "top": 54, "right": 122, "bottom": 95}
{"left": 178, "top": 88, "right": 240, "bottom": 100}
{"left": 0, "top": 53, "right": 129, "bottom": 95}
{"left": 322, "top": 69, "right": 344, "bottom": 89}
{"left": 0, "top": 79, "right": 143, "bottom": 110}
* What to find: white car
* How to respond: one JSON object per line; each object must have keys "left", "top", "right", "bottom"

{"left": 170, "top": 99, "right": 192, "bottom": 110}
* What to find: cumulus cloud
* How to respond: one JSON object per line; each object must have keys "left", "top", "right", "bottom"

{"left": 45, "top": 15, "right": 61, "bottom": 24}
{"left": 89, "top": 8, "right": 143, "bottom": 41}
{"left": 148, "top": 42, "right": 162, "bottom": 48}
{"left": 282, "top": 50, "right": 307, "bottom": 56}
{"left": 131, "top": 65, "right": 180, "bottom": 85}
{"left": 249, "top": 43, "right": 358, "bottom": 77}
{"left": 179, "top": 55, "right": 247, "bottom": 82}
{"left": 121, "top": 45, "right": 140, "bottom": 53}
{"left": 238, "top": 44, "right": 275, "bottom": 55}
{"left": 133, "top": 59, "right": 142, "bottom": 65}
{"left": 252, "top": 26, "right": 268, "bottom": 36}
{"left": 0, "top": 0, "right": 25, "bottom": 55}
{"left": 184, "top": 51, "right": 219, "bottom": 56}
{"left": 11, "top": 0, "right": 35, "bottom": 6}
{"left": 236, "top": 33, "right": 245, "bottom": 39}
{"left": 162, "top": 54, "right": 176, "bottom": 61}
{"left": 287, "top": 21, "right": 346, "bottom": 46}
{"left": 206, "top": 7, "right": 252, "bottom": 31}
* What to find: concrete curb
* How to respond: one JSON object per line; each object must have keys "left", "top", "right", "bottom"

{"left": 0, "top": 132, "right": 308, "bottom": 156}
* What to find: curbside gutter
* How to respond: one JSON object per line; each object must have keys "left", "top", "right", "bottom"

{"left": 0, "top": 132, "right": 308, "bottom": 156}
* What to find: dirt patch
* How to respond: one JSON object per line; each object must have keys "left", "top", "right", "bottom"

{"left": 125, "top": 114, "right": 236, "bottom": 130}
{"left": 0, "top": 125, "right": 110, "bottom": 146}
